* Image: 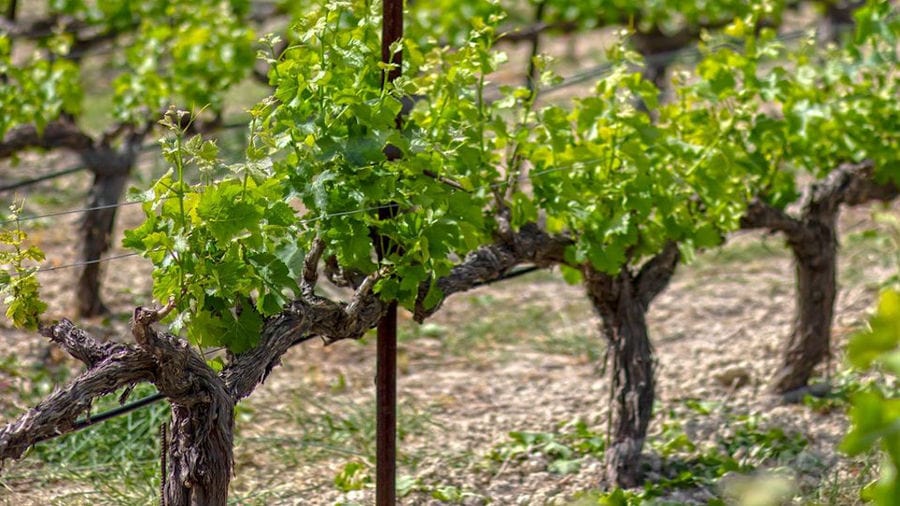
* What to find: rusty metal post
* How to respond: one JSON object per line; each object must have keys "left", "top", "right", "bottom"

{"left": 377, "top": 0, "right": 402, "bottom": 504}
{"left": 375, "top": 298, "right": 398, "bottom": 505}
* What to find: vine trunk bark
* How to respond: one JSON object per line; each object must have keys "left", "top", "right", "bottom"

{"left": 130, "top": 303, "right": 235, "bottom": 506}
{"left": 77, "top": 143, "right": 139, "bottom": 317}
{"left": 0, "top": 225, "right": 579, "bottom": 503}
{"left": 775, "top": 218, "right": 838, "bottom": 393}
{"left": 582, "top": 243, "right": 679, "bottom": 488}
{"left": 163, "top": 394, "right": 235, "bottom": 506}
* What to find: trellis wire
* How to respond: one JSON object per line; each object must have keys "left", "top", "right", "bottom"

{"left": 489, "top": 22, "right": 823, "bottom": 100}
{"left": 0, "top": 199, "right": 152, "bottom": 226}
{"left": 0, "top": 120, "right": 251, "bottom": 194}
{"left": 36, "top": 251, "right": 146, "bottom": 273}
{"left": 0, "top": 164, "right": 87, "bottom": 193}
{"left": 1, "top": 140, "right": 750, "bottom": 279}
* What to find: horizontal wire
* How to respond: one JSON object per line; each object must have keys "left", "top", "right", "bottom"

{"left": 0, "top": 164, "right": 88, "bottom": 193}
{"left": 0, "top": 120, "right": 252, "bottom": 193}
{"left": 298, "top": 205, "right": 386, "bottom": 224}
{"left": 7, "top": 155, "right": 675, "bottom": 274}
{"left": 0, "top": 199, "right": 151, "bottom": 226}
{"left": 550, "top": 25, "right": 825, "bottom": 94}
{"left": 16, "top": 163, "right": 593, "bottom": 284}
{"left": 35, "top": 251, "right": 146, "bottom": 272}
{"left": 0, "top": 138, "right": 605, "bottom": 231}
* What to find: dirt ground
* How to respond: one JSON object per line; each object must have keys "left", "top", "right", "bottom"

{"left": 0, "top": 162, "right": 896, "bottom": 504}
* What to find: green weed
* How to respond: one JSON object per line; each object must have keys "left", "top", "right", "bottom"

{"left": 334, "top": 460, "right": 371, "bottom": 492}
{"left": 799, "top": 367, "right": 888, "bottom": 414}
{"left": 486, "top": 419, "right": 605, "bottom": 476}
{"left": 0, "top": 383, "right": 169, "bottom": 505}
{"left": 643, "top": 411, "right": 807, "bottom": 497}
{"left": 533, "top": 408, "right": 811, "bottom": 504}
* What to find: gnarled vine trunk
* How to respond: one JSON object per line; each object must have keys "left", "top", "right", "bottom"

{"left": 583, "top": 268, "right": 654, "bottom": 488}
{"left": 130, "top": 303, "right": 235, "bottom": 506}
{"left": 0, "top": 222, "right": 573, "bottom": 503}
{"left": 163, "top": 394, "right": 234, "bottom": 505}
{"left": 582, "top": 243, "right": 679, "bottom": 488}
{"left": 77, "top": 142, "right": 140, "bottom": 316}
{"left": 775, "top": 214, "right": 838, "bottom": 393}
{"left": 740, "top": 161, "right": 898, "bottom": 394}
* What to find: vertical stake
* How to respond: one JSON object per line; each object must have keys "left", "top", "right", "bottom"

{"left": 375, "top": 297, "right": 398, "bottom": 506}
{"left": 377, "top": 0, "right": 402, "bottom": 504}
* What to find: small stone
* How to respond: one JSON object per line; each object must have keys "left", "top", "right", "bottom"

{"left": 714, "top": 365, "right": 752, "bottom": 389}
